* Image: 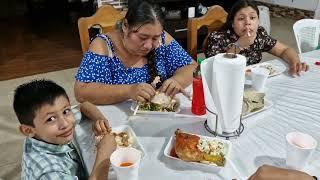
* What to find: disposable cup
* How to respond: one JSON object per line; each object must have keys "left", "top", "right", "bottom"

{"left": 286, "top": 132, "right": 317, "bottom": 170}
{"left": 251, "top": 67, "right": 269, "bottom": 92}
{"left": 110, "top": 147, "right": 142, "bottom": 180}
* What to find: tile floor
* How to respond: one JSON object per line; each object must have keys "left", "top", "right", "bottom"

{"left": 0, "top": 16, "right": 297, "bottom": 179}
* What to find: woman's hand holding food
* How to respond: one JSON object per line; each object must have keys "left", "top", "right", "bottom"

{"left": 130, "top": 83, "right": 156, "bottom": 103}
{"left": 160, "top": 78, "right": 184, "bottom": 98}
{"left": 288, "top": 61, "right": 309, "bottom": 76}
{"left": 93, "top": 119, "right": 111, "bottom": 136}
{"left": 237, "top": 34, "right": 255, "bottom": 48}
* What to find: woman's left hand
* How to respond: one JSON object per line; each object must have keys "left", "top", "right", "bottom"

{"left": 289, "top": 61, "right": 309, "bottom": 76}
{"left": 159, "top": 78, "right": 183, "bottom": 97}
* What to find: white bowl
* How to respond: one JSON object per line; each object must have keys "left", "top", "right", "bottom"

{"left": 112, "top": 125, "right": 146, "bottom": 158}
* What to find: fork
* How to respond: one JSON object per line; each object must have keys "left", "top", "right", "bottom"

{"left": 133, "top": 102, "right": 140, "bottom": 116}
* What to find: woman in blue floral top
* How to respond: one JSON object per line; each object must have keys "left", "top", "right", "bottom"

{"left": 205, "top": 0, "right": 309, "bottom": 76}
{"left": 75, "top": 0, "right": 196, "bottom": 105}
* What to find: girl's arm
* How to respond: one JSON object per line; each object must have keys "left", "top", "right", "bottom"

{"left": 269, "top": 41, "right": 309, "bottom": 76}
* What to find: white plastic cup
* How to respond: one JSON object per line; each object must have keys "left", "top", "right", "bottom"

{"left": 251, "top": 67, "right": 269, "bottom": 92}
{"left": 188, "top": 7, "right": 195, "bottom": 18}
{"left": 286, "top": 132, "right": 317, "bottom": 170}
{"left": 110, "top": 147, "right": 142, "bottom": 180}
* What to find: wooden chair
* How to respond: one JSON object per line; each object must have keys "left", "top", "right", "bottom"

{"left": 187, "top": 5, "right": 228, "bottom": 60}
{"left": 78, "top": 5, "right": 125, "bottom": 54}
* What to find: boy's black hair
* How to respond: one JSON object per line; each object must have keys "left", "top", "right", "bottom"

{"left": 13, "top": 79, "right": 69, "bottom": 126}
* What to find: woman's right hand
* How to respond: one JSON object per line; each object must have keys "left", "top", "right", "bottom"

{"left": 130, "top": 83, "right": 156, "bottom": 102}
{"left": 96, "top": 133, "right": 117, "bottom": 158}
{"left": 237, "top": 27, "right": 256, "bottom": 48}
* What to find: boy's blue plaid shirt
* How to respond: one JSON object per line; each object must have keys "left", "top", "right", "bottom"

{"left": 21, "top": 137, "right": 86, "bottom": 180}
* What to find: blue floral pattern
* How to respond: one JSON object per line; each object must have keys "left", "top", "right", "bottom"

{"left": 76, "top": 32, "right": 192, "bottom": 84}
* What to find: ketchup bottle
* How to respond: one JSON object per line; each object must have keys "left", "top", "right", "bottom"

{"left": 191, "top": 58, "right": 206, "bottom": 115}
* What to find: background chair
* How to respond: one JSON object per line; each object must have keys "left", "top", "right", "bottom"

{"left": 293, "top": 19, "right": 320, "bottom": 54}
{"left": 96, "top": 0, "right": 128, "bottom": 10}
{"left": 187, "top": 5, "right": 227, "bottom": 60}
{"left": 78, "top": 5, "right": 125, "bottom": 54}
{"left": 258, "top": 5, "right": 271, "bottom": 35}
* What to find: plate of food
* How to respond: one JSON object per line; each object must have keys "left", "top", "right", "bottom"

{"left": 164, "top": 129, "right": 232, "bottom": 173}
{"left": 96, "top": 125, "right": 146, "bottom": 158}
{"left": 242, "top": 89, "right": 273, "bottom": 118}
{"left": 245, "top": 62, "right": 286, "bottom": 79}
{"left": 130, "top": 92, "right": 181, "bottom": 115}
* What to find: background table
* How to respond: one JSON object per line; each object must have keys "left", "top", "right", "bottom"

{"left": 74, "top": 51, "right": 320, "bottom": 179}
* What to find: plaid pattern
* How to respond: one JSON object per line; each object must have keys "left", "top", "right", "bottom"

{"left": 21, "top": 137, "right": 86, "bottom": 180}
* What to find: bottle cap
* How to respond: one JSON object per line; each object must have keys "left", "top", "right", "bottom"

{"left": 194, "top": 57, "right": 205, "bottom": 78}
{"left": 197, "top": 57, "right": 206, "bottom": 65}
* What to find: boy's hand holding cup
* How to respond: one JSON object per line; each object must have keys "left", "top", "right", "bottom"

{"left": 96, "top": 133, "right": 117, "bottom": 158}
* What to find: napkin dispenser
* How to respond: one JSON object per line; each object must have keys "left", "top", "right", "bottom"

{"left": 201, "top": 53, "right": 246, "bottom": 135}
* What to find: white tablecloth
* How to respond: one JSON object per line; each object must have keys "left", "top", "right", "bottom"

{"left": 74, "top": 52, "right": 320, "bottom": 179}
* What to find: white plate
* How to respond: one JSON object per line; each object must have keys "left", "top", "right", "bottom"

{"left": 242, "top": 99, "right": 273, "bottom": 119}
{"left": 112, "top": 125, "right": 146, "bottom": 158}
{"left": 164, "top": 132, "right": 232, "bottom": 173}
{"left": 130, "top": 99, "right": 181, "bottom": 115}
{"left": 246, "top": 62, "right": 286, "bottom": 81}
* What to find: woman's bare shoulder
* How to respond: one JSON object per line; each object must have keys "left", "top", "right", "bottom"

{"left": 164, "top": 31, "right": 174, "bottom": 46}
{"left": 89, "top": 37, "right": 109, "bottom": 55}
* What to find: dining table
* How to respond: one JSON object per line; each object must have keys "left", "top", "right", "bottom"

{"left": 73, "top": 50, "right": 320, "bottom": 180}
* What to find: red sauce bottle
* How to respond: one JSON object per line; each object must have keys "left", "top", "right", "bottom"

{"left": 191, "top": 58, "right": 206, "bottom": 115}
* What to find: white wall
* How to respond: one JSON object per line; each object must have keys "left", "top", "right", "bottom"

{"left": 256, "top": 0, "right": 318, "bottom": 11}
{"left": 256, "top": 0, "right": 320, "bottom": 18}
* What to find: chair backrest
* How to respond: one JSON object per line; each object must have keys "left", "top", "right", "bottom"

{"left": 187, "top": 5, "right": 228, "bottom": 60}
{"left": 78, "top": 5, "right": 125, "bottom": 54}
{"left": 293, "top": 19, "right": 320, "bottom": 54}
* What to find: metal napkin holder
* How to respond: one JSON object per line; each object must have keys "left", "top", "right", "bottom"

{"left": 203, "top": 50, "right": 244, "bottom": 139}
{"left": 204, "top": 107, "right": 244, "bottom": 140}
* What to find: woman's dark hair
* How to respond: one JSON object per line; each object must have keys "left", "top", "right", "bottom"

{"left": 125, "top": 0, "right": 165, "bottom": 84}
{"left": 13, "top": 79, "right": 69, "bottom": 126}
{"left": 224, "top": 0, "right": 259, "bottom": 30}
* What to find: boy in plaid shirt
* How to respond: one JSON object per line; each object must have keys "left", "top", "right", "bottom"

{"left": 13, "top": 79, "right": 115, "bottom": 180}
